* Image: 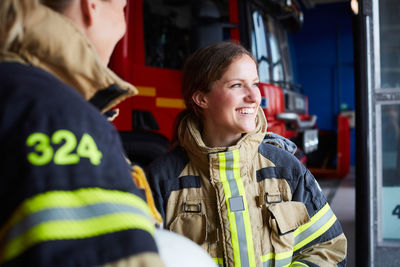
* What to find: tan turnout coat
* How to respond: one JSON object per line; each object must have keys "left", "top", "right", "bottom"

{"left": 148, "top": 108, "right": 347, "bottom": 267}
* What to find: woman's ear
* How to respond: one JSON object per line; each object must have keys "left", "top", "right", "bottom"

{"left": 80, "top": 0, "right": 95, "bottom": 26}
{"left": 192, "top": 91, "right": 208, "bottom": 109}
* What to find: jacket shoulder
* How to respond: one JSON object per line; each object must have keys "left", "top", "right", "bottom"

{"left": 257, "top": 142, "right": 308, "bottom": 195}
{"left": 0, "top": 62, "right": 93, "bottom": 120}
{"left": 147, "top": 146, "right": 189, "bottom": 182}
{"left": 258, "top": 141, "right": 304, "bottom": 172}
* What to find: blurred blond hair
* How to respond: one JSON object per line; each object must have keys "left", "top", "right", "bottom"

{"left": 0, "top": 0, "right": 39, "bottom": 52}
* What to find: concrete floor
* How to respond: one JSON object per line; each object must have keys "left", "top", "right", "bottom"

{"left": 318, "top": 169, "right": 355, "bottom": 267}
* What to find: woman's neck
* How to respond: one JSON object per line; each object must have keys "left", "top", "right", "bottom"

{"left": 201, "top": 125, "right": 242, "bottom": 148}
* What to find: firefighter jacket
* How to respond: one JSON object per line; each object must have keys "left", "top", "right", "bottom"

{"left": 0, "top": 4, "right": 163, "bottom": 267}
{"left": 147, "top": 108, "right": 347, "bottom": 267}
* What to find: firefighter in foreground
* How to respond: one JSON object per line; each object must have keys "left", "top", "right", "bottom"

{"left": 148, "top": 41, "right": 347, "bottom": 267}
{"left": 0, "top": 0, "right": 165, "bottom": 266}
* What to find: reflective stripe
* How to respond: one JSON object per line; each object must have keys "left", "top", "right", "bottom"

{"left": 6, "top": 203, "right": 149, "bottom": 242}
{"left": 136, "top": 86, "right": 156, "bottom": 96}
{"left": 155, "top": 97, "right": 185, "bottom": 108}
{"left": 290, "top": 261, "right": 309, "bottom": 267}
{"left": 260, "top": 203, "right": 336, "bottom": 266}
{"left": 261, "top": 250, "right": 293, "bottom": 267}
{"left": 213, "top": 257, "right": 224, "bottom": 266}
{"left": 219, "top": 150, "right": 255, "bottom": 267}
{"left": 293, "top": 203, "right": 336, "bottom": 251}
{"left": 0, "top": 188, "right": 154, "bottom": 263}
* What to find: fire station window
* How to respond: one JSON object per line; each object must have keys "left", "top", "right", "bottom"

{"left": 143, "top": 0, "right": 191, "bottom": 69}
{"left": 266, "top": 18, "right": 285, "bottom": 84}
{"left": 380, "top": 103, "right": 400, "bottom": 243}
{"left": 143, "top": 0, "right": 229, "bottom": 70}
{"left": 251, "top": 10, "right": 271, "bottom": 83}
{"left": 275, "top": 23, "right": 294, "bottom": 86}
{"left": 379, "top": 0, "right": 400, "bottom": 88}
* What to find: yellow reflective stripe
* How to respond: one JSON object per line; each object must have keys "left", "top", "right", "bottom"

{"left": 275, "top": 250, "right": 293, "bottom": 260}
{"left": 260, "top": 250, "right": 293, "bottom": 267}
{"left": 294, "top": 203, "right": 330, "bottom": 236}
{"left": 219, "top": 151, "right": 256, "bottom": 267}
{"left": 261, "top": 252, "right": 273, "bottom": 262}
{"left": 213, "top": 257, "right": 224, "bottom": 265}
{"left": 0, "top": 188, "right": 151, "bottom": 237}
{"left": 0, "top": 188, "right": 153, "bottom": 263}
{"left": 219, "top": 152, "right": 241, "bottom": 266}
{"left": 136, "top": 86, "right": 156, "bottom": 96}
{"left": 293, "top": 203, "right": 336, "bottom": 251}
{"left": 232, "top": 150, "right": 255, "bottom": 267}
{"left": 294, "top": 213, "right": 336, "bottom": 251}
{"left": 2, "top": 213, "right": 153, "bottom": 263}
{"left": 290, "top": 261, "right": 309, "bottom": 267}
{"left": 155, "top": 97, "right": 185, "bottom": 108}
{"left": 8, "top": 187, "right": 150, "bottom": 217}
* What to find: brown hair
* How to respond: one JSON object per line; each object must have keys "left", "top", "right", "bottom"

{"left": 172, "top": 41, "right": 257, "bottom": 146}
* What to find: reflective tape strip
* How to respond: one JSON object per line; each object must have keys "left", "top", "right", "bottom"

{"left": 261, "top": 250, "right": 293, "bottom": 267}
{"left": 260, "top": 203, "right": 336, "bottom": 266}
{"left": 213, "top": 257, "right": 224, "bottom": 266}
{"left": 293, "top": 203, "right": 336, "bottom": 251}
{"left": 290, "top": 261, "right": 309, "bottom": 267}
{"left": 136, "top": 86, "right": 156, "bottom": 96}
{"left": 0, "top": 188, "right": 154, "bottom": 263}
{"left": 219, "top": 150, "right": 255, "bottom": 267}
{"left": 6, "top": 203, "right": 150, "bottom": 242}
{"left": 156, "top": 97, "right": 185, "bottom": 108}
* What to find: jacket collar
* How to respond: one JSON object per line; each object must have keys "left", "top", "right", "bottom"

{"left": 180, "top": 107, "right": 268, "bottom": 173}
{"left": 0, "top": 4, "right": 137, "bottom": 113}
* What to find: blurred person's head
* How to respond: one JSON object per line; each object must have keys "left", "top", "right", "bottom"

{"left": 0, "top": 0, "right": 127, "bottom": 65}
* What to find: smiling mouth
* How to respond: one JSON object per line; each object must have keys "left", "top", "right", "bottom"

{"left": 237, "top": 107, "right": 256, "bottom": 114}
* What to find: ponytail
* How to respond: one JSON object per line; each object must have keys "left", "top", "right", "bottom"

{"left": 0, "top": 0, "right": 39, "bottom": 52}
{"left": 170, "top": 109, "right": 191, "bottom": 149}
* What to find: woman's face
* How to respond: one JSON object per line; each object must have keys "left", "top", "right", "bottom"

{"left": 201, "top": 54, "right": 261, "bottom": 141}
{"left": 87, "top": 0, "right": 127, "bottom": 64}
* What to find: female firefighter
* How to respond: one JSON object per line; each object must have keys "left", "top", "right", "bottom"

{"left": 147, "top": 41, "right": 347, "bottom": 267}
{"left": 0, "top": 0, "right": 164, "bottom": 266}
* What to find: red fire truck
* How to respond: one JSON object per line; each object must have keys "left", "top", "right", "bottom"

{"left": 110, "top": 0, "right": 322, "bottom": 169}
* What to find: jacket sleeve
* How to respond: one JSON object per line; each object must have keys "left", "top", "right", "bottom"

{"left": 290, "top": 169, "right": 347, "bottom": 267}
{"left": 146, "top": 146, "right": 189, "bottom": 225}
{"left": 146, "top": 161, "right": 168, "bottom": 223}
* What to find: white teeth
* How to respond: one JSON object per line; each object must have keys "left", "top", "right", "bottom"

{"left": 238, "top": 108, "right": 255, "bottom": 114}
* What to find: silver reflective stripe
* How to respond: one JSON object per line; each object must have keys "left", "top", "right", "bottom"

{"left": 225, "top": 151, "right": 250, "bottom": 267}
{"left": 262, "top": 259, "right": 273, "bottom": 267}
{"left": 262, "top": 255, "right": 292, "bottom": 267}
{"left": 275, "top": 256, "right": 292, "bottom": 267}
{"left": 5, "top": 203, "right": 148, "bottom": 243}
{"left": 294, "top": 207, "right": 334, "bottom": 246}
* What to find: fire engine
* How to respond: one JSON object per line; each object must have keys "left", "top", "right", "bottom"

{"left": 110, "top": 0, "right": 338, "bottom": 174}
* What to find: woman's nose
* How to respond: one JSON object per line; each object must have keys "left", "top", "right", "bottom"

{"left": 244, "top": 85, "right": 261, "bottom": 103}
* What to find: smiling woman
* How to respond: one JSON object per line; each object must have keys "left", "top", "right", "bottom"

{"left": 174, "top": 41, "right": 260, "bottom": 147}
{"left": 193, "top": 54, "right": 261, "bottom": 147}
{"left": 147, "top": 41, "right": 348, "bottom": 267}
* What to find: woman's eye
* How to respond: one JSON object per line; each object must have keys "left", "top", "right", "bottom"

{"left": 230, "top": 83, "right": 241, "bottom": 88}
{"left": 253, "top": 83, "right": 259, "bottom": 88}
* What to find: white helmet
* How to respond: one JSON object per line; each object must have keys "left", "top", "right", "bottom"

{"left": 155, "top": 229, "right": 217, "bottom": 267}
